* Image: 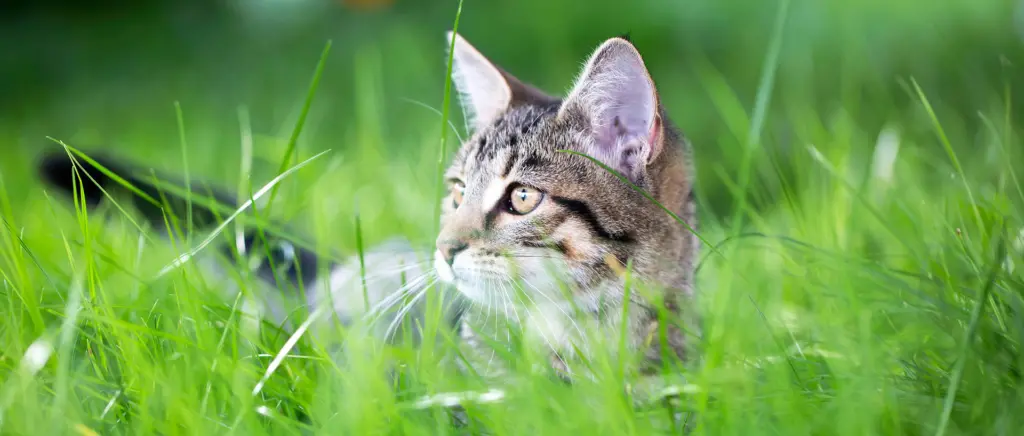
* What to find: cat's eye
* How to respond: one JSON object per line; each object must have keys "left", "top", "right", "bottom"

{"left": 451, "top": 181, "right": 466, "bottom": 208}
{"left": 507, "top": 185, "right": 544, "bottom": 215}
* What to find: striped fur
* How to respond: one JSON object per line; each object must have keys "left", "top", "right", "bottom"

{"left": 438, "top": 33, "right": 699, "bottom": 378}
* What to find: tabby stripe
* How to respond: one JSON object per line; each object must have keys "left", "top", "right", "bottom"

{"left": 500, "top": 147, "right": 518, "bottom": 178}
{"left": 521, "top": 239, "right": 568, "bottom": 254}
{"left": 550, "top": 196, "right": 633, "bottom": 243}
{"left": 469, "top": 136, "right": 486, "bottom": 165}
{"left": 483, "top": 207, "right": 499, "bottom": 230}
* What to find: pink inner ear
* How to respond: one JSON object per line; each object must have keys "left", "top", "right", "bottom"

{"left": 646, "top": 111, "right": 663, "bottom": 164}
{"left": 560, "top": 38, "right": 665, "bottom": 180}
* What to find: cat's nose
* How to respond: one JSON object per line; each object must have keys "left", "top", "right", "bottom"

{"left": 436, "top": 239, "right": 469, "bottom": 266}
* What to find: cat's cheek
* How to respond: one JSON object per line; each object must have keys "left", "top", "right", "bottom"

{"left": 433, "top": 250, "right": 456, "bottom": 283}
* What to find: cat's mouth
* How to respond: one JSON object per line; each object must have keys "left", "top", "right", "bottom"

{"left": 433, "top": 249, "right": 513, "bottom": 283}
{"left": 433, "top": 249, "right": 575, "bottom": 309}
{"left": 433, "top": 251, "right": 508, "bottom": 306}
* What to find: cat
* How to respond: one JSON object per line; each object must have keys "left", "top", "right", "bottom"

{"left": 37, "top": 31, "right": 700, "bottom": 386}
{"left": 435, "top": 32, "right": 699, "bottom": 379}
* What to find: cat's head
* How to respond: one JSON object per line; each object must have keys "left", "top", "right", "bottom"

{"left": 433, "top": 32, "right": 697, "bottom": 310}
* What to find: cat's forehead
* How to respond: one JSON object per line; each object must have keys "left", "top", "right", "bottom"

{"left": 475, "top": 104, "right": 559, "bottom": 157}
{"left": 451, "top": 103, "right": 566, "bottom": 182}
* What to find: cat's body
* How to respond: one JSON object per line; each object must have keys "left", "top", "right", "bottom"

{"left": 37, "top": 152, "right": 459, "bottom": 346}
{"left": 38, "top": 32, "right": 699, "bottom": 383}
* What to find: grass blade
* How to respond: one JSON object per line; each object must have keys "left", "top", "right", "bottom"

{"left": 912, "top": 79, "right": 987, "bottom": 241}
{"left": 727, "top": 0, "right": 789, "bottom": 236}
{"left": 174, "top": 101, "right": 194, "bottom": 244}
{"left": 934, "top": 231, "right": 1007, "bottom": 436}
{"left": 432, "top": 0, "right": 465, "bottom": 236}
{"left": 265, "top": 40, "right": 333, "bottom": 210}
{"left": 156, "top": 150, "right": 330, "bottom": 278}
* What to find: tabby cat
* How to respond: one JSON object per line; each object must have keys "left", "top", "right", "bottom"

{"left": 38, "top": 32, "right": 699, "bottom": 382}
{"left": 436, "top": 32, "right": 698, "bottom": 378}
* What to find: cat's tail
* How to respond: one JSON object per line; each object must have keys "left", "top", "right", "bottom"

{"left": 38, "top": 149, "right": 240, "bottom": 233}
{"left": 37, "top": 148, "right": 329, "bottom": 291}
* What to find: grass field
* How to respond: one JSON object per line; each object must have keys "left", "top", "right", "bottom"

{"left": 2, "top": 0, "right": 1024, "bottom": 434}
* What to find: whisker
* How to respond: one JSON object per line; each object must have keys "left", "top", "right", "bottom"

{"left": 485, "top": 278, "right": 505, "bottom": 370}
{"left": 520, "top": 275, "right": 586, "bottom": 340}
{"left": 358, "top": 275, "right": 430, "bottom": 323}
{"left": 502, "top": 279, "right": 523, "bottom": 325}
{"left": 399, "top": 97, "right": 466, "bottom": 144}
{"left": 484, "top": 276, "right": 494, "bottom": 324}
{"left": 355, "top": 269, "right": 430, "bottom": 288}
{"left": 384, "top": 279, "right": 437, "bottom": 341}
{"left": 364, "top": 273, "right": 433, "bottom": 321}
{"left": 507, "top": 254, "right": 566, "bottom": 260}
{"left": 504, "top": 273, "right": 560, "bottom": 355}
{"left": 350, "top": 259, "right": 433, "bottom": 280}
{"left": 495, "top": 279, "right": 514, "bottom": 346}
{"left": 383, "top": 287, "right": 426, "bottom": 340}
{"left": 479, "top": 277, "right": 500, "bottom": 357}
{"left": 474, "top": 278, "right": 496, "bottom": 360}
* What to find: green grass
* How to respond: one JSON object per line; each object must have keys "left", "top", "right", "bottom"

{"left": 2, "top": 0, "right": 1024, "bottom": 434}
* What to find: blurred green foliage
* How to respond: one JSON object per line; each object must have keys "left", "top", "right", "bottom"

{"left": 2, "top": 2, "right": 1024, "bottom": 434}
{"left": 2, "top": 0, "right": 1020, "bottom": 217}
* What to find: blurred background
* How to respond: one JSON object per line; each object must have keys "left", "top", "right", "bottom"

{"left": 0, "top": 0, "right": 1020, "bottom": 238}
{"left": 2, "top": 3, "right": 1024, "bottom": 432}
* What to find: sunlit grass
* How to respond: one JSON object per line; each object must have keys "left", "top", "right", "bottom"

{"left": 2, "top": 2, "right": 1024, "bottom": 435}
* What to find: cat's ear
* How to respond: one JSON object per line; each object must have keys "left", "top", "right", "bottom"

{"left": 559, "top": 37, "right": 663, "bottom": 183}
{"left": 446, "top": 31, "right": 556, "bottom": 132}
